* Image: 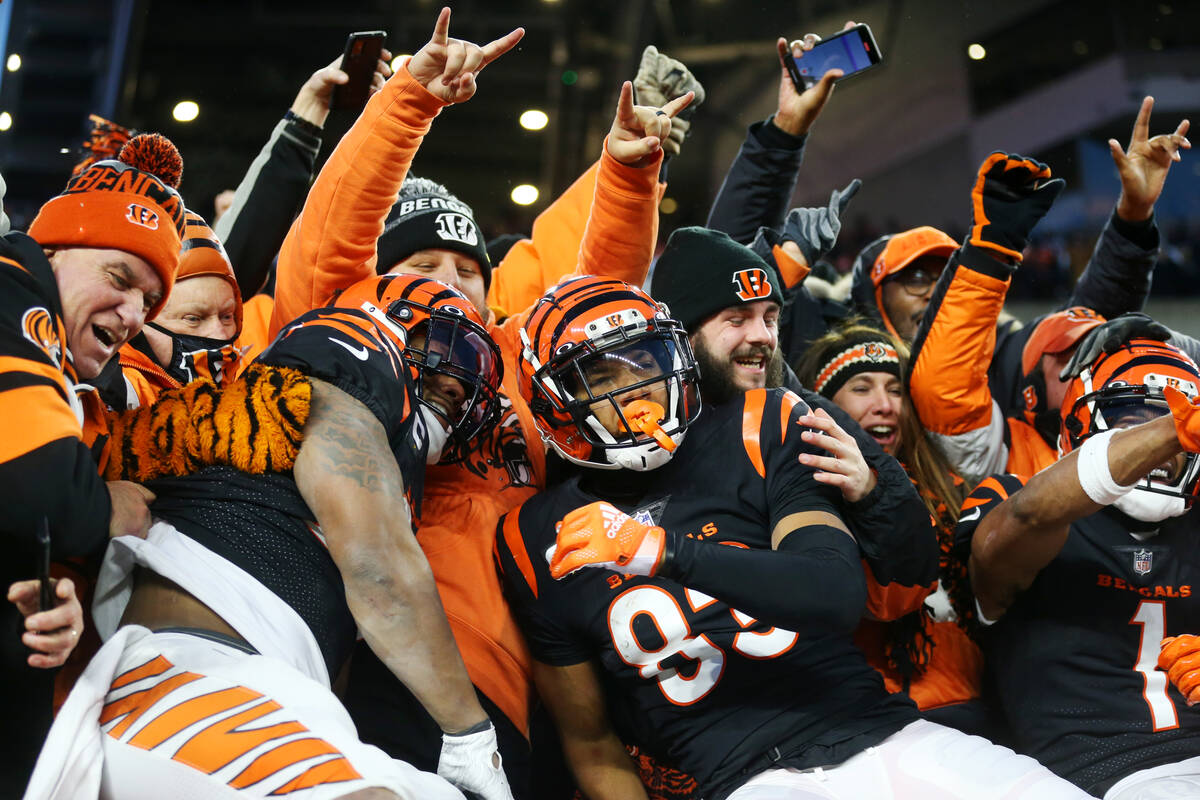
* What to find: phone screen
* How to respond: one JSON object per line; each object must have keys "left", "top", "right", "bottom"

{"left": 791, "top": 28, "right": 878, "bottom": 88}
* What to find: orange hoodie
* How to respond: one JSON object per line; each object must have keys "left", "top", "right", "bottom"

{"left": 271, "top": 65, "right": 663, "bottom": 735}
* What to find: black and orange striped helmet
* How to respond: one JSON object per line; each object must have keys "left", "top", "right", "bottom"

{"left": 518, "top": 276, "right": 700, "bottom": 471}
{"left": 335, "top": 274, "right": 503, "bottom": 463}
{"left": 1061, "top": 337, "right": 1200, "bottom": 511}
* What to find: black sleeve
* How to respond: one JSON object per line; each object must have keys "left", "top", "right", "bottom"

{"left": 0, "top": 251, "right": 110, "bottom": 559}
{"left": 214, "top": 114, "right": 322, "bottom": 299}
{"left": 660, "top": 524, "right": 864, "bottom": 635}
{"left": 706, "top": 118, "right": 807, "bottom": 245}
{"left": 1065, "top": 208, "right": 1158, "bottom": 320}
{"left": 783, "top": 372, "right": 941, "bottom": 590}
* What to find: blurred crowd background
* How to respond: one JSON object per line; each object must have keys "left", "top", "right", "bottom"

{"left": 2, "top": 0, "right": 1198, "bottom": 329}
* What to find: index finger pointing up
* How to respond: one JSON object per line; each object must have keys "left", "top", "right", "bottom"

{"left": 480, "top": 27, "right": 526, "bottom": 69}
{"left": 659, "top": 90, "right": 695, "bottom": 119}
{"left": 431, "top": 7, "right": 451, "bottom": 46}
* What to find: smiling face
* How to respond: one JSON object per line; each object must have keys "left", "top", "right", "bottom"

{"left": 50, "top": 247, "right": 163, "bottom": 380}
{"left": 385, "top": 248, "right": 487, "bottom": 320}
{"left": 831, "top": 371, "right": 903, "bottom": 454}
{"left": 690, "top": 300, "right": 780, "bottom": 395}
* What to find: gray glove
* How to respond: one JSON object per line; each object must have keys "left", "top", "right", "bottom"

{"left": 437, "top": 721, "right": 513, "bottom": 800}
{"left": 1059, "top": 311, "right": 1172, "bottom": 380}
{"left": 779, "top": 178, "right": 862, "bottom": 267}
{"left": 634, "top": 45, "right": 706, "bottom": 157}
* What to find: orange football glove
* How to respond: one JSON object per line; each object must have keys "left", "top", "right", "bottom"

{"left": 1159, "top": 635, "right": 1200, "bottom": 706}
{"left": 550, "top": 501, "right": 667, "bottom": 579}
{"left": 1163, "top": 386, "right": 1200, "bottom": 454}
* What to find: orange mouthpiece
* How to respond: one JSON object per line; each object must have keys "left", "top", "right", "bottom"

{"left": 624, "top": 399, "right": 676, "bottom": 451}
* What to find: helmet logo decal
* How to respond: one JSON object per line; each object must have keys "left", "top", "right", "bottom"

{"left": 732, "top": 268, "right": 773, "bottom": 302}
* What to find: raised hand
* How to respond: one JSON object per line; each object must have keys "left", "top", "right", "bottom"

{"left": 1163, "top": 386, "right": 1200, "bottom": 454}
{"left": 550, "top": 501, "right": 667, "bottom": 579}
{"left": 797, "top": 407, "right": 877, "bottom": 502}
{"left": 968, "top": 152, "right": 1065, "bottom": 263}
{"left": 1112, "top": 96, "right": 1191, "bottom": 222}
{"left": 291, "top": 48, "right": 394, "bottom": 128}
{"left": 773, "top": 22, "right": 856, "bottom": 137}
{"left": 606, "top": 81, "right": 694, "bottom": 168}
{"left": 408, "top": 7, "right": 524, "bottom": 105}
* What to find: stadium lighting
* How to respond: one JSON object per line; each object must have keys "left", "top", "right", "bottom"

{"left": 6, "top": 54, "right": 20, "bottom": 72}
{"left": 519, "top": 109, "right": 548, "bottom": 131}
{"left": 511, "top": 184, "right": 539, "bottom": 206}
{"left": 967, "top": 44, "right": 986, "bottom": 60}
{"left": 173, "top": 101, "right": 200, "bottom": 122}
{"left": 0, "top": 112, "right": 12, "bottom": 132}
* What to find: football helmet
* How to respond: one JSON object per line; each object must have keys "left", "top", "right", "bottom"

{"left": 334, "top": 274, "right": 503, "bottom": 463}
{"left": 518, "top": 276, "right": 700, "bottom": 471}
{"left": 1060, "top": 338, "right": 1200, "bottom": 515}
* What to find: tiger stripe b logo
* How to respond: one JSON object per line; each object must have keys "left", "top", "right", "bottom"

{"left": 732, "top": 268, "right": 772, "bottom": 302}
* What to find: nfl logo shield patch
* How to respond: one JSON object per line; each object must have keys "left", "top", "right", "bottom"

{"left": 1133, "top": 548, "right": 1153, "bottom": 576}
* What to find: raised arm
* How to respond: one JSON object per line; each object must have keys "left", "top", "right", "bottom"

{"left": 270, "top": 9, "right": 523, "bottom": 335}
{"left": 971, "top": 412, "right": 1185, "bottom": 621}
{"left": 1067, "top": 96, "right": 1189, "bottom": 319}
{"left": 707, "top": 29, "right": 849, "bottom": 242}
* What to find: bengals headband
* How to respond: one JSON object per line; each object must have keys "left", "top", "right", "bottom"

{"left": 813, "top": 337, "right": 900, "bottom": 398}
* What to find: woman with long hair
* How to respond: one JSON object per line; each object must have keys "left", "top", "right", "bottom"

{"left": 796, "top": 320, "right": 993, "bottom": 736}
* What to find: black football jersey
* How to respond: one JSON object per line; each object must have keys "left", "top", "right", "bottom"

{"left": 495, "top": 389, "right": 917, "bottom": 800}
{"left": 150, "top": 307, "right": 427, "bottom": 675}
{"left": 955, "top": 474, "right": 1200, "bottom": 794}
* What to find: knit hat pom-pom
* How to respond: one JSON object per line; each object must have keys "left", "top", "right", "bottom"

{"left": 117, "top": 133, "right": 183, "bottom": 189}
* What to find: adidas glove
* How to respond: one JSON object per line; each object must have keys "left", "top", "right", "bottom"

{"left": 550, "top": 501, "right": 667, "bottom": 579}
{"left": 437, "top": 720, "right": 513, "bottom": 800}
{"left": 968, "top": 151, "right": 1065, "bottom": 262}
{"left": 1163, "top": 387, "right": 1200, "bottom": 454}
{"left": 1159, "top": 635, "right": 1200, "bottom": 706}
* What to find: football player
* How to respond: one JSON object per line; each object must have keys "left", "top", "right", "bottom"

{"left": 961, "top": 337, "right": 1200, "bottom": 797}
{"left": 27, "top": 275, "right": 509, "bottom": 800}
{"left": 494, "top": 276, "right": 1090, "bottom": 800}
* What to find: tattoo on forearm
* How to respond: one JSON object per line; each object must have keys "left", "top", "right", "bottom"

{"left": 302, "top": 381, "right": 404, "bottom": 495}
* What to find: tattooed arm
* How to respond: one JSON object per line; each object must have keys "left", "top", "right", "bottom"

{"left": 294, "top": 379, "right": 488, "bottom": 734}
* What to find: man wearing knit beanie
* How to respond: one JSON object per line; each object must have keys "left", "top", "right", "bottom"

{"left": 0, "top": 131, "right": 185, "bottom": 795}
{"left": 650, "top": 225, "right": 786, "bottom": 405}
{"left": 375, "top": 176, "right": 491, "bottom": 314}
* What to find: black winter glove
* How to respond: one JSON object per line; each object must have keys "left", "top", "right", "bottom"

{"left": 968, "top": 152, "right": 1065, "bottom": 262}
{"left": 1059, "top": 311, "right": 1172, "bottom": 380}
{"left": 779, "top": 178, "right": 862, "bottom": 267}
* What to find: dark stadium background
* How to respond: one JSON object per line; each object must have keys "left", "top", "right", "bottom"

{"left": 2, "top": 0, "right": 1198, "bottom": 327}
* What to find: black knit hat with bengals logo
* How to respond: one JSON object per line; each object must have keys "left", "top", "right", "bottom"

{"left": 650, "top": 226, "right": 784, "bottom": 334}
{"left": 808, "top": 328, "right": 901, "bottom": 399}
{"left": 375, "top": 176, "right": 492, "bottom": 288}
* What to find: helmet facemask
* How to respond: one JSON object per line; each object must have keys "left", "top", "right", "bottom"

{"left": 1063, "top": 362, "right": 1200, "bottom": 520}
{"left": 524, "top": 310, "right": 700, "bottom": 471}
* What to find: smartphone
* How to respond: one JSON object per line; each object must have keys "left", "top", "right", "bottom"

{"left": 785, "top": 23, "right": 882, "bottom": 91}
{"left": 37, "top": 518, "right": 52, "bottom": 612}
{"left": 330, "top": 31, "right": 387, "bottom": 112}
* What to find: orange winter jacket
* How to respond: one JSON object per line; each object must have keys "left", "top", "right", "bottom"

{"left": 909, "top": 249, "right": 1057, "bottom": 483}
{"left": 271, "top": 65, "right": 663, "bottom": 735}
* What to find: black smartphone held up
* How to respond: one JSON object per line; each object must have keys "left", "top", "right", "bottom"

{"left": 330, "top": 30, "right": 387, "bottom": 112}
{"left": 785, "top": 23, "right": 882, "bottom": 91}
{"left": 37, "top": 518, "right": 52, "bottom": 612}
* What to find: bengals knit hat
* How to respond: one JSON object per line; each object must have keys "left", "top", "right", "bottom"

{"left": 650, "top": 226, "right": 784, "bottom": 334}
{"left": 375, "top": 176, "right": 492, "bottom": 288}
{"left": 176, "top": 211, "right": 243, "bottom": 336}
{"left": 29, "top": 133, "right": 186, "bottom": 320}
{"left": 810, "top": 328, "right": 901, "bottom": 399}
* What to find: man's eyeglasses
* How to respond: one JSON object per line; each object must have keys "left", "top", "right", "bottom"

{"left": 888, "top": 267, "right": 942, "bottom": 296}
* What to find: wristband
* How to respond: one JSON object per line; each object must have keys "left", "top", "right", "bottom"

{"left": 284, "top": 109, "right": 324, "bottom": 136}
{"left": 1076, "top": 429, "right": 1135, "bottom": 506}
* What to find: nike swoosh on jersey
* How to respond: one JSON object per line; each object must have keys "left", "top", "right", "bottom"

{"left": 960, "top": 507, "right": 982, "bottom": 523}
{"left": 328, "top": 337, "right": 370, "bottom": 361}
